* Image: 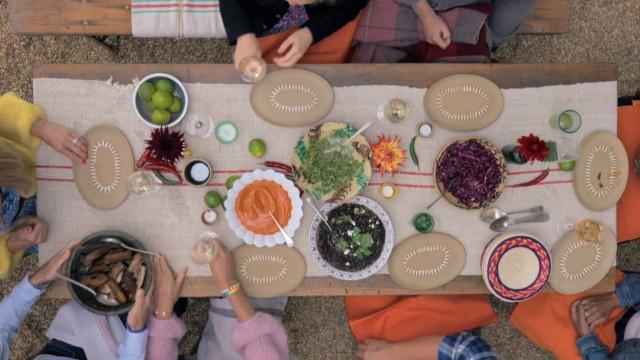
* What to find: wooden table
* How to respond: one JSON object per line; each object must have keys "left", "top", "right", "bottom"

{"left": 10, "top": 0, "right": 570, "bottom": 35}
{"left": 35, "top": 63, "right": 617, "bottom": 298}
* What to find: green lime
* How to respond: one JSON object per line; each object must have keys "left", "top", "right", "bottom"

{"left": 225, "top": 175, "right": 241, "bottom": 189}
{"left": 151, "top": 109, "right": 171, "bottom": 125}
{"left": 168, "top": 97, "right": 183, "bottom": 113}
{"left": 204, "top": 190, "right": 223, "bottom": 208}
{"left": 559, "top": 113, "right": 574, "bottom": 130}
{"left": 413, "top": 213, "right": 434, "bottom": 233}
{"left": 152, "top": 89, "right": 174, "bottom": 110}
{"left": 248, "top": 138, "right": 267, "bottom": 158}
{"left": 138, "top": 82, "right": 156, "bottom": 101}
{"left": 155, "top": 78, "right": 175, "bottom": 93}
{"left": 144, "top": 100, "right": 158, "bottom": 112}
{"left": 559, "top": 159, "right": 576, "bottom": 172}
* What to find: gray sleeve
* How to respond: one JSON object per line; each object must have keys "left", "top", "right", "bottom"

{"left": 394, "top": 0, "right": 420, "bottom": 6}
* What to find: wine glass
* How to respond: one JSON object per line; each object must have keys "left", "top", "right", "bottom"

{"left": 128, "top": 170, "right": 159, "bottom": 196}
{"left": 183, "top": 113, "right": 214, "bottom": 138}
{"left": 556, "top": 216, "right": 578, "bottom": 235}
{"left": 377, "top": 99, "right": 409, "bottom": 123}
{"left": 239, "top": 56, "right": 267, "bottom": 83}
{"left": 556, "top": 137, "right": 579, "bottom": 172}
{"left": 191, "top": 231, "right": 219, "bottom": 265}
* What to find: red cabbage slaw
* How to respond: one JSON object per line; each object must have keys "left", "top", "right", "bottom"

{"left": 436, "top": 139, "right": 503, "bottom": 208}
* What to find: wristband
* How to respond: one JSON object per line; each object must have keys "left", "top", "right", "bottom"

{"left": 126, "top": 322, "right": 148, "bottom": 333}
{"left": 221, "top": 283, "right": 241, "bottom": 298}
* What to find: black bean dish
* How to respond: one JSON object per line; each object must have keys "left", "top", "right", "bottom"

{"left": 317, "top": 203, "right": 385, "bottom": 272}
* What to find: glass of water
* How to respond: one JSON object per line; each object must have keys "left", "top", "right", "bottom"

{"left": 128, "top": 170, "right": 159, "bottom": 196}
{"left": 239, "top": 56, "right": 267, "bottom": 83}
{"left": 191, "top": 231, "right": 219, "bottom": 265}
{"left": 377, "top": 99, "right": 409, "bottom": 123}
{"left": 183, "top": 113, "right": 214, "bottom": 138}
{"left": 550, "top": 110, "right": 582, "bottom": 134}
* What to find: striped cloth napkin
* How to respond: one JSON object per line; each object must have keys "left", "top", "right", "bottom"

{"left": 131, "top": 0, "right": 226, "bottom": 38}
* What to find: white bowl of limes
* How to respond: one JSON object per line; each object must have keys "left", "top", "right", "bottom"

{"left": 133, "top": 73, "right": 189, "bottom": 128}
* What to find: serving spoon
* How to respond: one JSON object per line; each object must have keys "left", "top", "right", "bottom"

{"left": 56, "top": 273, "right": 97, "bottom": 297}
{"left": 306, "top": 196, "right": 332, "bottom": 231}
{"left": 101, "top": 237, "right": 158, "bottom": 257}
{"left": 490, "top": 213, "right": 550, "bottom": 232}
{"left": 268, "top": 211, "right": 295, "bottom": 248}
{"left": 480, "top": 206, "right": 544, "bottom": 224}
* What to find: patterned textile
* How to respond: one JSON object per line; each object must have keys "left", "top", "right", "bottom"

{"left": 352, "top": 0, "right": 492, "bottom": 63}
{"left": 438, "top": 331, "right": 497, "bottom": 360}
{"left": 131, "top": 0, "right": 226, "bottom": 38}
{"left": 1, "top": 188, "right": 37, "bottom": 254}
{"left": 265, "top": 5, "right": 309, "bottom": 35}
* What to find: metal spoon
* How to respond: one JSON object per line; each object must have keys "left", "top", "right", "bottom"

{"left": 490, "top": 213, "right": 550, "bottom": 232}
{"left": 101, "top": 237, "right": 158, "bottom": 257}
{"left": 343, "top": 119, "right": 377, "bottom": 145}
{"left": 306, "top": 196, "right": 331, "bottom": 231}
{"left": 268, "top": 211, "right": 295, "bottom": 248}
{"left": 56, "top": 273, "right": 97, "bottom": 297}
{"left": 480, "top": 205, "right": 544, "bottom": 224}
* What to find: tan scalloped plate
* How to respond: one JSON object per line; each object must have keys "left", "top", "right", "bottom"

{"left": 550, "top": 225, "right": 616, "bottom": 295}
{"left": 389, "top": 232, "right": 466, "bottom": 290}
{"left": 424, "top": 74, "right": 504, "bottom": 131}
{"left": 73, "top": 124, "right": 134, "bottom": 210}
{"left": 232, "top": 244, "right": 306, "bottom": 298}
{"left": 574, "top": 130, "right": 629, "bottom": 212}
{"left": 250, "top": 68, "right": 334, "bottom": 127}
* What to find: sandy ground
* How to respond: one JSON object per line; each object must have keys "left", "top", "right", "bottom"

{"left": 1, "top": 0, "right": 639, "bottom": 359}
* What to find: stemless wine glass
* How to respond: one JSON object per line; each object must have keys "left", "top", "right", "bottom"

{"left": 191, "top": 231, "right": 219, "bottom": 265}
{"left": 128, "top": 170, "right": 159, "bottom": 196}
{"left": 556, "top": 137, "right": 579, "bottom": 172}
{"left": 238, "top": 56, "right": 267, "bottom": 83}
{"left": 377, "top": 98, "right": 410, "bottom": 123}
{"left": 550, "top": 110, "right": 582, "bottom": 134}
{"left": 183, "top": 113, "right": 214, "bottom": 138}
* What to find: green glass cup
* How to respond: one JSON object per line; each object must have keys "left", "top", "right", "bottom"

{"left": 550, "top": 110, "right": 582, "bottom": 134}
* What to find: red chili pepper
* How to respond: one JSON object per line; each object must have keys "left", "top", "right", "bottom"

{"left": 262, "top": 161, "right": 293, "bottom": 174}
{"left": 512, "top": 169, "right": 550, "bottom": 187}
{"left": 136, "top": 149, "right": 152, "bottom": 169}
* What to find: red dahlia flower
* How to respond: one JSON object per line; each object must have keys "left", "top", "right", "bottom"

{"left": 516, "top": 134, "right": 549, "bottom": 163}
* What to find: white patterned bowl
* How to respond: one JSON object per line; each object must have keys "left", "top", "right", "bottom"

{"left": 309, "top": 196, "right": 395, "bottom": 281}
{"left": 224, "top": 169, "right": 303, "bottom": 247}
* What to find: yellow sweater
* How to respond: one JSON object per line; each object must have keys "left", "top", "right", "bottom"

{"left": 0, "top": 92, "right": 45, "bottom": 279}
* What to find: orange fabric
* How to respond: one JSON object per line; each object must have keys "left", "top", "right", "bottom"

{"left": 345, "top": 295, "right": 497, "bottom": 342}
{"left": 617, "top": 100, "right": 640, "bottom": 243}
{"left": 258, "top": 14, "right": 361, "bottom": 64}
{"left": 510, "top": 270, "right": 626, "bottom": 360}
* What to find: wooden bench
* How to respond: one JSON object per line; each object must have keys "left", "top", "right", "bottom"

{"left": 9, "top": 0, "right": 569, "bottom": 36}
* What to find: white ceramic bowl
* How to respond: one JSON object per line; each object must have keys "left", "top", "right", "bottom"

{"left": 132, "top": 73, "right": 189, "bottom": 128}
{"left": 224, "top": 169, "right": 303, "bottom": 247}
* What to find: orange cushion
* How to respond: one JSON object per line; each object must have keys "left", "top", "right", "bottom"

{"left": 346, "top": 295, "right": 497, "bottom": 342}
{"left": 509, "top": 270, "right": 626, "bottom": 360}
{"left": 617, "top": 100, "right": 640, "bottom": 243}
{"left": 258, "top": 14, "right": 361, "bottom": 64}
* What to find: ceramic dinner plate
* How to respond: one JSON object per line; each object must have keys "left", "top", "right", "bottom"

{"left": 250, "top": 68, "right": 334, "bottom": 127}
{"left": 574, "top": 130, "right": 628, "bottom": 212}
{"left": 424, "top": 74, "right": 504, "bottom": 131}
{"left": 73, "top": 124, "right": 134, "bottom": 210}
{"left": 549, "top": 226, "right": 616, "bottom": 294}
{"left": 232, "top": 244, "right": 306, "bottom": 298}
{"left": 389, "top": 232, "right": 466, "bottom": 290}
{"left": 482, "top": 232, "right": 551, "bottom": 302}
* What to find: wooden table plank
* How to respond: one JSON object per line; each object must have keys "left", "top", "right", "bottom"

{"left": 10, "top": 0, "right": 568, "bottom": 35}
{"left": 34, "top": 63, "right": 616, "bottom": 298}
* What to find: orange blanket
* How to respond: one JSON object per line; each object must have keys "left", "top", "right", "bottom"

{"left": 257, "top": 15, "right": 361, "bottom": 64}
{"left": 617, "top": 100, "right": 640, "bottom": 243}
{"left": 346, "top": 295, "right": 497, "bottom": 343}
{"left": 510, "top": 270, "right": 626, "bottom": 360}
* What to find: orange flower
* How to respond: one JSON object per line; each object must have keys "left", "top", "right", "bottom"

{"left": 370, "top": 135, "right": 406, "bottom": 176}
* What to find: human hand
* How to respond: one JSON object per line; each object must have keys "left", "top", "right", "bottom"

{"left": 571, "top": 300, "right": 591, "bottom": 337}
{"left": 234, "top": 33, "right": 262, "bottom": 70}
{"left": 273, "top": 28, "right": 313, "bottom": 68}
{"left": 420, "top": 13, "right": 451, "bottom": 49}
{"left": 127, "top": 288, "right": 154, "bottom": 332}
{"left": 153, "top": 254, "right": 188, "bottom": 320}
{"left": 29, "top": 240, "right": 79, "bottom": 287}
{"left": 581, "top": 293, "right": 621, "bottom": 330}
{"left": 208, "top": 239, "right": 237, "bottom": 289}
{"left": 6, "top": 219, "right": 48, "bottom": 253}
{"left": 357, "top": 339, "right": 396, "bottom": 360}
{"left": 31, "top": 120, "right": 88, "bottom": 164}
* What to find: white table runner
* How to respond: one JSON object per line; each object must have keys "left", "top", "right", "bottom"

{"left": 34, "top": 78, "right": 617, "bottom": 277}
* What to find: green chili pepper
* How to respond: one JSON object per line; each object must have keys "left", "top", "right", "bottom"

{"left": 409, "top": 136, "right": 420, "bottom": 170}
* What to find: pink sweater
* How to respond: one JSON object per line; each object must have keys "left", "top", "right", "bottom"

{"left": 146, "top": 312, "right": 288, "bottom": 360}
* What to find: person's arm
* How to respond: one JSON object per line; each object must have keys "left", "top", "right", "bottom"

{"left": 146, "top": 315, "right": 186, "bottom": 360}
{"left": 219, "top": 0, "right": 255, "bottom": 45}
{"left": 1, "top": 220, "right": 48, "bottom": 280}
{"left": 616, "top": 272, "right": 640, "bottom": 308}
{"left": 576, "top": 334, "right": 611, "bottom": 360}
{"left": 303, "top": 0, "right": 368, "bottom": 44}
{"left": 0, "top": 92, "right": 44, "bottom": 152}
{"left": 0, "top": 276, "right": 45, "bottom": 360}
{"left": 407, "top": 0, "right": 451, "bottom": 49}
{"left": 117, "top": 325, "right": 149, "bottom": 360}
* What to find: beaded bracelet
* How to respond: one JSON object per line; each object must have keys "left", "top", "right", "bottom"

{"left": 221, "top": 283, "right": 241, "bottom": 298}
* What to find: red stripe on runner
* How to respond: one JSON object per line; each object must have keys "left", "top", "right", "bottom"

{"left": 507, "top": 168, "right": 562, "bottom": 175}
{"left": 36, "top": 178, "right": 74, "bottom": 183}
{"left": 36, "top": 165, "right": 73, "bottom": 169}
